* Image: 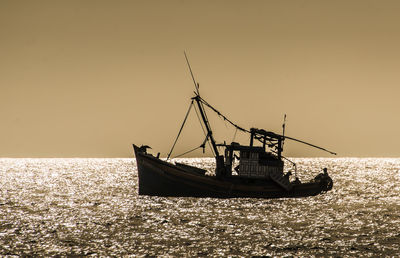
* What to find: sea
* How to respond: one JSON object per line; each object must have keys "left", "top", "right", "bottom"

{"left": 0, "top": 158, "right": 399, "bottom": 256}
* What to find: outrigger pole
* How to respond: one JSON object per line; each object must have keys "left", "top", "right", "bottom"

{"left": 279, "top": 135, "right": 337, "bottom": 155}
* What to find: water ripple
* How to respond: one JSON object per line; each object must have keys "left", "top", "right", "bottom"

{"left": 0, "top": 158, "right": 399, "bottom": 256}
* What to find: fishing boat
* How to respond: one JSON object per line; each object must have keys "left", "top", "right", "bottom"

{"left": 133, "top": 54, "right": 335, "bottom": 198}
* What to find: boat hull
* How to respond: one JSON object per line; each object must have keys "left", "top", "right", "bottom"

{"left": 134, "top": 145, "right": 331, "bottom": 198}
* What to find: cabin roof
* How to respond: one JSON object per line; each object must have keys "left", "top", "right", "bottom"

{"left": 250, "top": 128, "right": 282, "bottom": 139}
{"left": 218, "top": 143, "right": 265, "bottom": 153}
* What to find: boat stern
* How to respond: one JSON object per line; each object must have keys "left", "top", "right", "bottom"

{"left": 313, "top": 168, "right": 333, "bottom": 192}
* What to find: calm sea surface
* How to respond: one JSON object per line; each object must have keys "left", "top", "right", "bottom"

{"left": 0, "top": 158, "right": 399, "bottom": 256}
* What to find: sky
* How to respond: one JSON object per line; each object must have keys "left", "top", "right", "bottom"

{"left": 1, "top": 0, "right": 400, "bottom": 157}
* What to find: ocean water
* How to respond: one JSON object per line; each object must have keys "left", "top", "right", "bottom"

{"left": 0, "top": 158, "right": 399, "bottom": 256}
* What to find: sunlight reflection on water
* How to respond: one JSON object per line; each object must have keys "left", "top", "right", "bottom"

{"left": 0, "top": 158, "right": 399, "bottom": 256}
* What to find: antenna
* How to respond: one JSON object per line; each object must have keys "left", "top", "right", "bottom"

{"left": 184, "top": 51, "right": 200, "bottom": 95}
{"left": 282, "top": 114, "right": 287, "bottom": 148}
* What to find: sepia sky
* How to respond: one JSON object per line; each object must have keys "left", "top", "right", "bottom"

{"left": 1, "top": 0, "right": 400, "bottom": 157}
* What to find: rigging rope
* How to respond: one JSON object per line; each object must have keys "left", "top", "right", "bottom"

{"left": 167, "top": 100, "right": 194, "bottom": 160}
{"left": 172, "top": 145, "right": 202, "bottom": 158}
{"left": 193, "top": 102, "right": 207, "bottom": 136}
{"left": 270, "top": 149, "right": 298, "bottom": 176}
{"left": 199, "top": 96, "right": 250, "bottom": 134}
{"left": 172, "top": 135, "right": 209, "bottom": 158}
{"left": 168, "top": 100, "right": 215, "bottom": 160}
{"left": 231, "top": 127, "right": 238, "bottom": 143}
{"left": 168, "top": 94, "right": 335, "bottom": 159}
{"left": 199, "top": 95, "right": 336, "bottom": 155}
{"left": 193, "top": 103, "right": 215, "bottom": 157}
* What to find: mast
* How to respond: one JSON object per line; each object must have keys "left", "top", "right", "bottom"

{"left": 193, "top": 95, "right": 219, "bottom": 157}
{"left": 184, "top": 51, "right": 219, "bottom": 158}
{"left": 182, "top": 52, "right": 335, "bottom": 165}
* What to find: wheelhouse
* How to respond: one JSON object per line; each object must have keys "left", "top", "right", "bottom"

{"left": 219, "top": 128, "right": 285, "bottom": 179}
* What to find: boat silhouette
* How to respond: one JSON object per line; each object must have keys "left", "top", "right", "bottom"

{"left": 133, "top": 53, "right": 334, "bottom": 198}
